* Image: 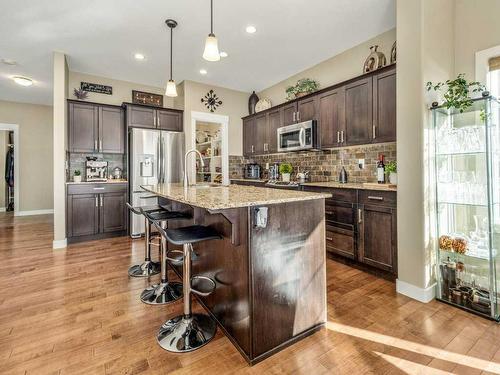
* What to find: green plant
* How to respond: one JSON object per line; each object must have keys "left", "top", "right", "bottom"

{"left": 285, "top": 78, "right": 319, "bottom": 101}
{"left": 385, "top": 161, "right": 397, "bottom": 174}
{"left": 426, "top": 73, "right": 485, "bottom": 113}
{"left": 279, "top": 163, "right": 293, "bottom": 174}
{"left": 74, "top": 170, "right": 81, "bottom": 176}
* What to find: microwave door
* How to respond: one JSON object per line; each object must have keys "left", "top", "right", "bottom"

{"left": 279, "top": 129, "right": 301, "bottom": 151}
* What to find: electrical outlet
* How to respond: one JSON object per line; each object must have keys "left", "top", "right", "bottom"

{"left": 358, "top": 159, "right": 365, "bottom": 169}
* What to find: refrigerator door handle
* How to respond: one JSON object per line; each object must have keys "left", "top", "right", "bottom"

{"left": 159, "top": 133, "right": 164, "bottom": 183}
{"left": 156, "top": 136, "right": 160, "bottom": 183}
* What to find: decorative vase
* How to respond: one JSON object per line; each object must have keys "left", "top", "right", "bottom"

{"left": 248, "top": 91, "right": 259, "bottom": 115}
{"left": 295, "top": 91, "right": 308, "bottom": 98}
{"left": 389, "top": 172, "right": 397, "bottom": 185}
{"left": 73, "top": 175, "right": 82, "bottom": 183}
{"left": 390, "top": 41, "right": 396, "bottom": 64}
{"left": 363, "top": 45, "right": 386, "bottom": 73}
{"left": 281, "top": 173, "right": 290, "bottom": 183}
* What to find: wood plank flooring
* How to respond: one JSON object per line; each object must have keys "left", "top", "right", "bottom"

{"left": 1, "top": 214, "right": 500, "bottom": 374}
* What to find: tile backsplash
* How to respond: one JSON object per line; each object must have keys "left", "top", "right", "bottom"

{"left": 230, "top": 142, "right": 396, "bottom": 183}
{"left": 67, "top": 153, "right": 126, "bottom": 181}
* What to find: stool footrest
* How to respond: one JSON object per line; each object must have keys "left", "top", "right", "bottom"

{"left": 165, "top": 250, "right": 184, "bottom": 263}
{"left": 191, "top": 276, "right": 216, "bottom": 297}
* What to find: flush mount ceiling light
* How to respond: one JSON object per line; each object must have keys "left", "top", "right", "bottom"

{"left": 245, "top": 25, "right": 257, "bottom": 34}
{"left": 202, "top": 0, "right": 220, "bottom": 62}
{"left": 165, "top": 19, "right": 178, "bottom": 97}
{"left": 134, "top": 53, "right": 145, "bottom": 60}
{"left": 199, "top": 69, "right": 208, "bottom": 75}
{"left": 12, "top": 76, "right": 33, "bottom": 86}
{"left": 219, "top": 51, "right": 228, "bottom": 58}
{"left": 1, "top": 58, "right": 17, "bottom": 66}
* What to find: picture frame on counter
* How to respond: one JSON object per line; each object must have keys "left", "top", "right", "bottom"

{"left": 132, "top": 90, "right": 163, "bottom": 107}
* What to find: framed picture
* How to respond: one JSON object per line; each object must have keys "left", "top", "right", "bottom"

{"left": 132, "top": 90, "right": 163, "bottom": 107}
{"left": 81, "top": 82, "right": 112, "bottom": 95}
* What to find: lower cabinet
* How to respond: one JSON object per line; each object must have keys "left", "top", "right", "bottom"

{"left": 67, "top": 183, "right": 127, "bottom": 242}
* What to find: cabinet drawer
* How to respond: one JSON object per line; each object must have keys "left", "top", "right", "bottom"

{"left": 67, "top": 183, "right": 127, "bottom": 195}
{"left": 302, "top": 186, "right": 357, "bottom": 203}
{"left": 325, "top": 201, "right": 355, "bottom": 228}
{"left": 359, "top": 190, "right": 396, "bottom": 207}
{"left": 326, "top": 226, "right": 355, "bottom": 259}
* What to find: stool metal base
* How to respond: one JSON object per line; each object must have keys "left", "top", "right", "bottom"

{"left": 157, "top": 313, "right": 217, "bottom": 352}
{"left": 140, "top": 281, "right": 183, "bottom": 305}
{"left": 128, "top": 261, "right": 160, "bottom": 278}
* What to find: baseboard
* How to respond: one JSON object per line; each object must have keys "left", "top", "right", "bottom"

{"left": 52, "top": 238, "right": 67, "bottom": 249}
{"left": 0, "top": 207, "right": 6, "bottom": 212}
{"left": 15, "top": 209, "right": 54, "bottom": 216}
{"left": 396, "top": 279, "right": 436, "bottom": 303}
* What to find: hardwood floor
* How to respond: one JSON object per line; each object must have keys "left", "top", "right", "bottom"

{"left": 1, "top": 214, "right": 500, "bottom": 374}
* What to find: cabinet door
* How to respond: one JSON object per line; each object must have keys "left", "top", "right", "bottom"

{"left": 67, "top": 194, "right": 99, "bottom": 237}
{"left": 69, "top": 102, "right": 98, "bottom": 153}
{"left": 266, "top": 107, "right": 282, "bottom": 153}
{"left": 326, "top": 226, "right": 356, "bottom": 259}
{"left": 100, "top": 192, "right": 127, "bottom": 233}
{"left": 358, "top": 204, "right": 397, "bottom": 273}
{"left": 344, "top": 77, "right": 373, "bottom": 146}
{"left": 254, "top": 113, "right": 268, "bottom": 155}
{"left": 126, "top": 105, "right": 156, "bottom": 128}
{"left": 297, "top": 96, "right": 317, "bottom": 122}
{"left": 373, "top": 68, "right": 396, "bottom": 143}
{"left": 318, "top": 87, "right": 345, "bottom": 148}
{"left": 157, "top": 109, "right": 183, "bottom": 131}
{"left": 243, "top": 118, "right": 255, "bottom": 156}
{"left": 282, "top": 102, "right": 297, "bottom": 125}
{"left": 99, "top": 106, "right": 124, "bottom": 154}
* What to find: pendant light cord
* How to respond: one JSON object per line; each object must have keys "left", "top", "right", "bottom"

{"left": 210, "top": 0, "right": 214, "bottom": 34}
{"left": 170, "top": 26, "right": 173, "bottom": 80}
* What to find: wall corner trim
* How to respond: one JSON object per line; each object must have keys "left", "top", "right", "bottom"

{"left": 396, "top": 279, "right": 436, "bottom": 303}
{"left": 15, "top": 209, "right": 54, "bottom": 217}
{"left": 52, "top": 238, "right": 67, "bottom": 249}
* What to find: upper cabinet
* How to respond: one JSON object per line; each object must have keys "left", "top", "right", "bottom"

{"left": 372, "top": 68, "right": 396, "bottom": 143}
{"left": 68, "top": 101, "right": 124, "bottom": 154}
{"left": 318, "top": 87, "right": 345, "bottom": 148}
{"left": 125, "top": 104, "right": 183, "bottom": 131}
{"left": 243, "top": 117, "right": 255, "bottom": 156}
{"left": 344, "top": 76, "right": 373, "bottom": 146}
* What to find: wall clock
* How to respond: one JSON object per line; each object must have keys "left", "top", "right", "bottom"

{"left": 201, "top": 90, "right": 222, "bottom": 112}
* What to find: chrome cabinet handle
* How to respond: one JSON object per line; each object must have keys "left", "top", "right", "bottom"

{"left": 326, "top": 237, "right": 333, "bottom": 241}
{"left": 251, "top": 145, "right": 254, "bottom": 153}
{"left": 154, "top": 114, "right": 156, "bottom": 127}
{"left": 95, "top": 196, "right": 98, "bottom": 207}
{"left": 337, "top": 131, "right": 340, "bottom": 143}
{"left": 358, "top": 208, "right": 362, "bottom": 223}
{"left": 372, "top": 124, "right": 376, "bottom": 139}
{"left": 93, "top": 187, "right": 105, "bottom": 190}
{"left": 297, "top": 111, "right": 300, "bottom": 122}
{"left": 94, "top": 139, "right": 98, "bottom": 151}
{"left": 325, "top": 210, "right": 334, "bottom": 215}
{"left": 99, "top": 139, "right": 102, "bottom": 151}
{"left": 368, "top": 196, "right": 384, "bottom": 201}
{"left": 100, "top": 195, "right": 103, "bottom": 207}
{"left": 293, "top": 112, "right": 296, "bottom": 122}
{"left": 157, "top": 114, "right": 160, "bottom": 128}
{"left": 341, "top": 130, "right": 344, "bottom": 143}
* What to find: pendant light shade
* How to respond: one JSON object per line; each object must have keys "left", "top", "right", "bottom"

{"left": 203, "top": 0, "right": 220, "bottom": 61}
{"left": 165, "top": 19, "right": 178, "bottom": 97}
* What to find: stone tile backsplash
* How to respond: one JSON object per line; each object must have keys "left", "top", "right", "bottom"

{"left": 230, "top": 142, "right": 396, "bottom": 183}
{"left": 68, "top": 153, "right": 126, "bottom": 180}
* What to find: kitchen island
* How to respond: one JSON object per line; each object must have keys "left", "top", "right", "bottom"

{"left": 141, "top": 183, "right": 330, "bottom": 365}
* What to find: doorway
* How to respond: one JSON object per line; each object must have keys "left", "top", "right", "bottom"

{"left": 0, "top": 123, "right": 19, "bottom": 215}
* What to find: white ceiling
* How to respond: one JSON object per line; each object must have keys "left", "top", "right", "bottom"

{"left": 0, "top": 0, "right": 395, "bottom": 105}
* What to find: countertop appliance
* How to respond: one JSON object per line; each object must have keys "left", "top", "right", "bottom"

{"left": 277, "top": 120, "right": 317, "bottom": 152}
{"left": 111, "top": 167, "right": 123, "bottom": 180}
{"left": 86, "top": 160, "right": 108, "bottom": 182}
{"left": 129, "top": 128, "right": 184, "bottom": 238}
{"left": 244, "top": 164, "right": 261, "bottom": 180}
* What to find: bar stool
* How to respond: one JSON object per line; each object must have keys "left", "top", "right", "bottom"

{"left": 155, "top": 225, "right": 221, "bottom": 352}
{"left": 126, "top": 203, "right": 164, "bottom": 277}
{"left": 141, "top": 210, "right": 191, "bottom": 305}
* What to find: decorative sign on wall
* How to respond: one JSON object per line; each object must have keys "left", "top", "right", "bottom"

{"left": 201, "top": 90, "right": 222, "bottom": 112}
{"left": 80, "top": 82, "right": 113, "bottom": 95}
{"left": 132, "top": 90, "right": 163, "bottom": 107}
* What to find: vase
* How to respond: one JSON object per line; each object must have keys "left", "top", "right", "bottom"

{"left": 248, "top": 91, "right": 259, "bottom": 115}
{"left": 281, "top": 173, "right": 290, "bottom": 183}
{"left": 389, "top": 172, "right": 397, "bottom": 185}
{"left": 363, "top": 45, "right": 386, "bottom": 73}
{"left": 73, "top": 175, "right": 82, "bottom": 183}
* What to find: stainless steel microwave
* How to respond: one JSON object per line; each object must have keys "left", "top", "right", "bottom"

{"left": 277, "top": 120, "right": 317, "bottom": 152}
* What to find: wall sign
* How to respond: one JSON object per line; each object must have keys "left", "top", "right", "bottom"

{"left": 201, "top": 90, "right": 222, "bottom": 112}
{"left": 132, "top": 90, "right": 163, "bottom": 107}
{"left": 81, "top": 82, "right": 113, "bottom": 95}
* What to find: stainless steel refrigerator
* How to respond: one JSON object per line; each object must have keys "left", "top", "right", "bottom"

{"left": 129, "top": 128, "right": 184, "bottom": 237}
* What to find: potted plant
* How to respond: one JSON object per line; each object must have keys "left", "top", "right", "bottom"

{"left": 426, "top": 73, "right": 486, "bottom": 113}
{"left": 279, "top": 163, "right": 293, "bottom": 182}
{"left": 73, "top": 170, "right": 82, "bottom": 183}
{"left": 285, "top": 78, "right": 319, "bottom": 101}
{"left": 385, "top": 161, "right": 397, "bottom": 185}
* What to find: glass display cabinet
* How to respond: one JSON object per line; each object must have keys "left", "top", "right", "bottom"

{"left": 432, "top": 96, "right": 500, "bottom": 320}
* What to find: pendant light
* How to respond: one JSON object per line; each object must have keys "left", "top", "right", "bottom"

{"left": 202, "top": 0, "right": 220, "bottom": 61}
{"left": 165, "top": 19, "right": 178, "bottom": 97}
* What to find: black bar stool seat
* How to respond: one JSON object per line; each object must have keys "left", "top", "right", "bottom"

{"left": 146, "top": 210, "right": 192, "bottom": 222}
{"left": 165, "top": 225, "right": 222, "bottom": 245}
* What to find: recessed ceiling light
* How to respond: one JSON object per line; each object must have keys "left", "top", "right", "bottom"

{"left": 12, "top": 76, "right": 33, "bottom": 86}
{"left": 245, "top": 25, "right": 257, "bottom": 34}
{"left": 1, "top": 58, "right": 17, "bottom": 66}
{"left": 199, "top": 69, "right": 208, "bottom": 75}
{"left": 219, "top": 51, "right": 228, "bottom": 58}
{"left": 134, "top": 53, "right": 145, "bottom": 60}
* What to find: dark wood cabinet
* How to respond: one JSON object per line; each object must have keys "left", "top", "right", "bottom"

{"left": 99, "top": 106, "right": 124, "bottom": 153}
{"left": 100, "top": 191, "right": 127, "bottom": 233}
{"left": 67, "top": 194, "right": 99, "bottom": 237}
{"left": 266, "top": 108, "right": 281, "bottom": 153}
{"left": 282, "top": 102, "right": 297, "bottom": 126}
{"left": 125, "top": 104, "right": 183, "bottom": 131}
{"left": 318, "top": 87, "right": 345, "bottom": 148}
{"left": 69, "top": 102, "right": 99, "bottom": 153}
{"left": 243, "top": 117, "right": 255, "bottom": 156}
{"left": 254, "top": 113, "right": 268, "bottom": 154}
{"left": 344, "top": 76, "right": 373, "bottom": 146}
{"left": 297, "top": 96, "right": 317, "bottom": 122}
{"left": 373, "top": 67, "right": 396, "bottom": 143}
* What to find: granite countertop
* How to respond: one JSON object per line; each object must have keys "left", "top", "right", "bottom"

{"left": 66, "top": 179, "right": 128, "bottom": 185}
{"left": 301, "top": 181, "right": 397, "bottom": 191}
{"left": 230, "top": 178, "right": 267, "bottom": 183}
{"left": 141, "top": 183, "right": 331, "bottom": 210}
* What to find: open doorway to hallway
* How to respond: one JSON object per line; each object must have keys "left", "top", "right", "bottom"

{"left": 0, "top": 130, "right": 14, "bottom": 213}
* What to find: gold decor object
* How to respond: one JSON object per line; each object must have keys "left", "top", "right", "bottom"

{"left": 363, "top": 45, "right": 386, "bottom": 73}
{"left": 452, "top": 236, "right": 468, "bottom": 254}
{"left": 390, "top": 41, "right": 396, "bottom": 64}
{"left": 439, "top": 235, "right": 453, "bottom": 251}
{"left": 255, "top": 98, "right": 272, "bottom": 113}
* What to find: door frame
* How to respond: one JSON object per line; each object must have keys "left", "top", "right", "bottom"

{"left": 190, "top": 111, "right": 229, "bottom": 185}
{"left": 0, "top": 123, "right": 19, "bottom": 215}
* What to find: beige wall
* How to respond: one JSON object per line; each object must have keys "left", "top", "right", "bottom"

{"left": 0, "top": 100, "right": 54, "bottom": 212}
{"left": 68, "top": 71, "right": 175, "bottom": 108}
{"left": 258, "top": 28, "right": 396, "bottom": 106}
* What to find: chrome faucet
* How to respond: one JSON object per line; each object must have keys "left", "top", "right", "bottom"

{"left": 183, "top": 149, "right": 205, "bottom": 187}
